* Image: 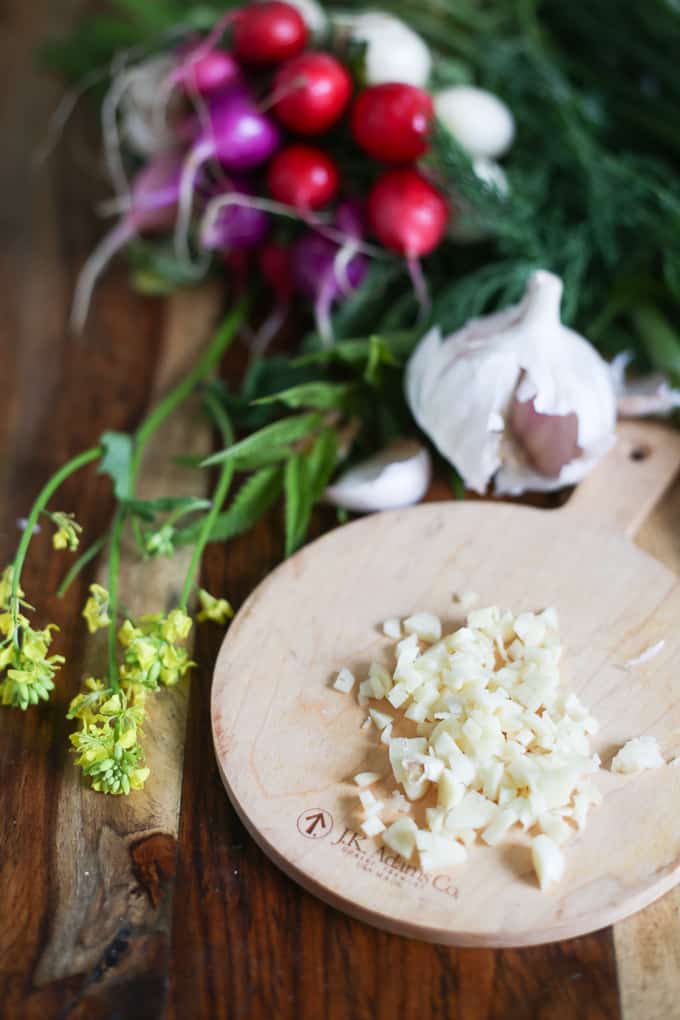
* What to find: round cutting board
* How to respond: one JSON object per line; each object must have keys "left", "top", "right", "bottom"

{"left": 212, "top": 423, "right": 680, "bottom": 947}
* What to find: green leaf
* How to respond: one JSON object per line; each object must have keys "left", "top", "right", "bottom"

{"left": 632, "top": 305, "right": 680, "bottom": 381}
{"left": 121, "top": 496, "right": 212, "bottom": 521}
{"left": 253, "top": 382, "right": 355, "bottom": 412}
{"left": 284, "top": 454, "right": 309, "bottom": 559}
{"left": 448, "top": 467, "right": 466, "bottom": 500}
{"left": 283, "top": 430, "right": 339, "bottom": 557}
{"left": 306, "top": 429, "right": 339, "bottom": 503}
{"left": 364, "top": 336, "right": 400, "bottom": 386}
{"left": 176, "top": 466, "right": 283, "bottom": 546}
{"left": 295, "top": 332, "right": 417, "bottom": 369}
{"left": 202, "top": 413, "right": 322, "bottom": 468}
{"left": 128, "top": 240, "right": 211, "bottom": 294}
{"left": 98, "top": 431, "right": 133, "bottom": 500}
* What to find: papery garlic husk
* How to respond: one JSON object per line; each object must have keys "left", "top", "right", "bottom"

{"left": 325, "top": 440, "right": 432, "bottom": 512}
{"left": 405, "top": 271, "right": 617, "bottom": 495}
{"left": 611, "top": 352, "right": 680, "bottom": 418}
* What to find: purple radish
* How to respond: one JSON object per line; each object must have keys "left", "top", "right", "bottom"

{"left": 200, "top": 184, "right": 271, "bottom": 252}
{"left": 71, "top": 153, "right": 183, "bottom": 331}
{"left": 291, "top": 224, "right": 368, "bottom": 346}
{"left": 335, "top": 198, "right": 365, "bottom": 239}
{"left": 171, "top": 46, "right": 243, "bottom": 96}
{"left": 175, "top": 89, "right": 280, "bottom": 256}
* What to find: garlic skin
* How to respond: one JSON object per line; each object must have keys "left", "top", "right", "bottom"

{"left": 611, "top": 352, "right": 680, "bottom": 417}
{"left": 332, "top": 11, "right": 432, "bottom": 87}
{"left": 405, "top": 271, "right": 617, "bottom": 495}
{"left": 325, "top": 440, "right": 432, "bottom": 512}
{"left": 434, "top": 86, "right": 515, "bottom": 160}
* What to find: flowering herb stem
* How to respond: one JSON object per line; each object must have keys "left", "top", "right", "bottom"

{"left": 10, "top": 446, "right": 102, "bottom": 636}
{"left": 106, "top": 506, "right": 125, "bottom": 689}
{"left": 103, "top": 303, "right": 246, "bottom": 680}
{"left": 127, "top": 301, "right": 246, "bottom": 551}
{"left": 179, "top": 392, "right": 234, "bottom": 611}
{"left": 57, "top": 535, "right": 107, "bottom": 598}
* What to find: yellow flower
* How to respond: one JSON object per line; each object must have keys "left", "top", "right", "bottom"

{"left": 67, "top": 677, "right": 110, "bottom": 725}
{"left": 197, "top": 589, "right": 234, "bottom": 625}
{"left": 82, "top": 584, "right": 111, "bottom": 634}
{"left": 162, "top": 608, "right": 193, "bottom": 643}
{"left": 51, "top": 512, "right": 82, "bottom": 552}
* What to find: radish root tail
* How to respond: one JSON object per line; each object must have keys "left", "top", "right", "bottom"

{"left": 71, "top": 219, "right": 135, "bottom": 332}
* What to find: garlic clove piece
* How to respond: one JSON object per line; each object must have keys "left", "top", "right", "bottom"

{"left": 325, "top": 440, "right": 432, "bottom": 513}
{"left": 406, "top": 270, "right": 617, "bottom": 496}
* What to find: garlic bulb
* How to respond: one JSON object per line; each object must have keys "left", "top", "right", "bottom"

{"left": 405, "top": 271, "right": 617, "bottom": 495}
{"left": 332, "top": 11, "right": 431, "bottom": 87}
{"left": 434, "top": 85, "right": 515, "bottom": 160}
{"left": 325, "top": 440, "right": 432, "bottom": 512}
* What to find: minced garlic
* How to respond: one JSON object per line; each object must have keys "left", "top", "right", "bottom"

{"left": 344, "top": 605, "right": 604, "bottom": 891}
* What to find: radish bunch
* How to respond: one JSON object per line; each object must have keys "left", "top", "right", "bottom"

{"left": 73, "top": 1, "right": 477, "bottom": 338}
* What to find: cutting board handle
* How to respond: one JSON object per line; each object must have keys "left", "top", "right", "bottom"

{"left": 562, "top": 421, "right": 680, "bottom": 538}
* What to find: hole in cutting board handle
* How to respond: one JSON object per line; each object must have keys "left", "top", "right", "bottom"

{"left": 630, "top": 443, "right": 652, "bottom": 462}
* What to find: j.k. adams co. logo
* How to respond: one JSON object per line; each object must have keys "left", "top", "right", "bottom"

{"left": 295, "top": 808, "right": 459, "bottom": 899}
{"left": 297, "top": 808, "right": 334, "bottom": 839}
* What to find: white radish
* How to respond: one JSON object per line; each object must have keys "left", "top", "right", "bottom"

{"left": 435, "top": 85, "right": 515, "bottom": 160}
{"left": 333, "top": 10, "right": 431, "bottom": 86}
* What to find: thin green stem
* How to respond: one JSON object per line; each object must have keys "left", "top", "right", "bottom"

{"left": 57, "top": 535, "right": 107, "bottom": 598}
{"left": 10, "top": 446, "right": 102, "bottom": 633}
{"left": 179, "top": 393, "right": 234, "bottom": 611}
{"left": 104, "top": 303, "right": 245, "bottom": 676}
{"left": 106, "top": 507, "right": 125, "bottom": 690}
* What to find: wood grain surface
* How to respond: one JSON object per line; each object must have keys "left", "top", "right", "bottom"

{"left": 0, "top": 2, "right": 678, "bottom": 1018}
{"left": 211, "top": 423, "right": 680, "bottom": 948}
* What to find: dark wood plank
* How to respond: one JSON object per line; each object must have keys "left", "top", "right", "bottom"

{"left": 0, "top": 3, "right": 180, "bottom": 1017}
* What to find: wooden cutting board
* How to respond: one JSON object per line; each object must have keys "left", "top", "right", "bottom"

{"left": 212, "top": 421, "right": 680, "bottom": 947}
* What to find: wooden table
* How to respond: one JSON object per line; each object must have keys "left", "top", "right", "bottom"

{"left": 2, "top": 4, "right": 680, "bottom": 1017}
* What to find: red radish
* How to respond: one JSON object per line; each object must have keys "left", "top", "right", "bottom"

{"left": 273, "top": 52, "right": 352, "bottom": 135}
{"left": 250, "top": 241, "right": 295, "bottom": 357}
{"left": 260, "top": 241, "right": 294, "bottom": 302}
{"left": 71, "top": 153, "right": 183, "bottom": 330}
{"left": 176, "top": 88, "right": 280, "bottom": 255}
{"left": 350, "top": 83, "right": 433, "bottom": 163}
{"left": 172, "top": 47, "right": 243, "bottom": 96}
{"left": 367, "top": 168, "right": 448, "bottom": 256}
{"left": 234, "top": 1, "right": 308, "bottom": 64}
{"left": 267, "top": 144, "right": 340, "bottom": 209}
